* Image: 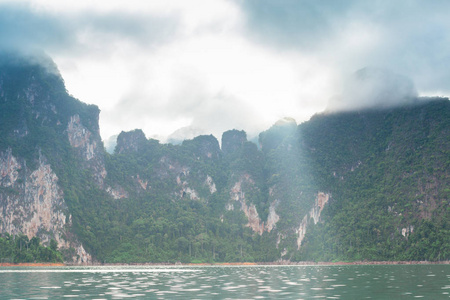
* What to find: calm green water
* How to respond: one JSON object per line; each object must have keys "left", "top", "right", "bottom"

{"left": 0, "top": 265, "right": 449, "bottom": 299}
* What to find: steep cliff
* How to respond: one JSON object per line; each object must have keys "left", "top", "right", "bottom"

{"left": 222, "top": 129, "right": 247, "bottom": 156}
{"left": 0, "top": 52, "right": 98, "bottom": 263}
{"left": 295, "top": 192, "right": 330, "bottom": 249}
{"left": 115, "top": 129, "right": 148, "bottom": 154}
{"left": 293, "top": 100, "right": 450, "bottom": 261}
{"left": 1, "top": 52, "right": 448, "bottom": 263}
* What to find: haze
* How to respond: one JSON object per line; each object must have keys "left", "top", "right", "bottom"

{"left": 1, "top": 0, "right": 449, "bottom": 144}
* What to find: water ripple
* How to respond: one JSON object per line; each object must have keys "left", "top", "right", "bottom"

{"left": 0, "top": 265, "right": 448, "bottom": 299}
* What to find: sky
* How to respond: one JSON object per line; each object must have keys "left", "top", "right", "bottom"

{"left": 1, "top": 0, "right": 449, "bottom": 145}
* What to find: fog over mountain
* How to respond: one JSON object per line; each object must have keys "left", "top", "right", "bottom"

{"left": 1, "top": 0, "right": 449, "bottom": 143}
{"left": 1, "top": 53, "right": 448, "bottom": 264}
{"left": 327, "top": 68, "right": 418, "bottom": 112}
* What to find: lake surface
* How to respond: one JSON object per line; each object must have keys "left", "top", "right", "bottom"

{"left": 0, "top": 264, "right": 449, "bottom": 299}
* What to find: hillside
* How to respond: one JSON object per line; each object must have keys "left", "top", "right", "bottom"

{"left": 0, "top": 52, "right": 448, "bottom": 263}
{"left": 290, "top": 102, "right": 450, "bottom": 261}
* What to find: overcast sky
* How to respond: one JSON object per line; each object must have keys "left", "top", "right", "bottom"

{"left": 1, "top": 0, "right": 449, "bottom": 143}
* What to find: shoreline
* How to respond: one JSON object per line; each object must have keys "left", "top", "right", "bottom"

{"left": 73, "top": 260, "right": 450, "bottom": 266}
{"left": 1, "top": 261, "right": 449, "bottom": 267}
{"left": 258, "top": 260, "right": 450, "bottom": 266}
{"left": 0, "top": 263, "right": 65, "bottom": 267}
{"left": 91, "top": 260, "right": 450, "bottom": 266}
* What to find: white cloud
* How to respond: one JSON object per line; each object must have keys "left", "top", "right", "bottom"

{"left": 2, "top": 0, "right": 449, "bottom": 143}
{"left": 327, "top": 68, "right": 418, "bottom": 112}
{"left": 43, "top": 0, "right": 334, "bottom": 142}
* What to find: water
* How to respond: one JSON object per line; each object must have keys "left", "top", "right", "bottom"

{"left": 0, "top": 264, "right": 449, "bottom": 299}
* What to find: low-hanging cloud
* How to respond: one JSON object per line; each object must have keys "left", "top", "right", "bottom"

{"left": 0, "top": 2, "right": 178, "bottom": 55}
{"left": 327, "top": 67, "right": 418, "bottom": 112}
{"left": 237, "top": 0, "right": 355, "bottom": 50}
{"left": 236, "top": 0, "right": 450, "bottom": 96}
{"left": 0, "top": 4, "right": 73, "bottom": 52}
{"left": 1, "top": 0, "right": 450, "bottom": 144}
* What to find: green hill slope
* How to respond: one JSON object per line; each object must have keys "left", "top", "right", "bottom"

{"left": 0, "top": 52, "right": 448, "bottom": 263}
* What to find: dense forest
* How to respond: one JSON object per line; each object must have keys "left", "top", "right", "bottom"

{"left": 293, "top": 101, "right": 450, "bottom": 262}
{"left": 0, "top": 233, "right": 62, "bottom": 263}
{"left": 0, "top": 52, "right": 448, "bottom": 263}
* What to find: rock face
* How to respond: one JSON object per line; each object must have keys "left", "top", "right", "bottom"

{"left": 176, "top": 168, "right": 199, "bottom": 200}
{"left": 0, "top": 52, "right": 96, "bottom": 263}
{"left": 266, "top": 200, "right": 280, "bottom": 232}
{"left": 115, "top": 129, "right": 148, "bottom": 154}
{"left": 401, "top": 225, "right": 414, "bottom": 238}
{"left": 183, "top": 135, "right": 221, "bottom": 160}
{"left": 228, "top": 174, "right": 280, "bottom": 235}
{"left": 296, "top": 192, "right": 330, "bottom": 249}
{"left": 310, "top": 192, "right": 330, "bottom": 225}
{"left": 222, "top": 130, "right": 247, "bottom": 155}
{"left": 67, "top": 114, "right": 107, "bottom": 187}
{"left": 1, "top": 52, "right": 449, "bottom": 263}
{"left": 0, "top": 149, "right": 91, "bottom": 263}
{"left": 106, "top": 186, "right": 129, "bottom": 199}
{"left": 205, "top": 175, "right": 217, "bottom": 194}
{"left": 68, "top": 115, "right": 95, "bottom": 159}
{"left": 136, "top": 174, "right": 148, "bottom": 190}
{"left": 0, "top": 149, "right": 19, "bottom": 187}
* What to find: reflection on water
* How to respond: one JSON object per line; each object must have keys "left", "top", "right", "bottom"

{"left": 0, "top": 265, "right": 448, "bottom": 299}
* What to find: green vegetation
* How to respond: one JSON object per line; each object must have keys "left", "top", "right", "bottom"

{"left": 68, "top": 132, "right": 280, "bottom": 263}
{"left": 0, "top": 233, "right": 63, "bottom": 263}
{"left": 0, "top": 52, "right": 448, "bottom": 263}
{"left": 293, "top": 100, "right": 450, "bottom": 262}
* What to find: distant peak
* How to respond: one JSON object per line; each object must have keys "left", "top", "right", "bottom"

{"left": 167, "top": 126, "right": 205, "bottom": 145}
{"left": 274, "top": 117, "right": 297, "bottom": 127}
{"left": 222, "top": 129, "right": 247, "bottom": 155}
{"left": 115, "top": 129, "right": 147, "bottom": 154}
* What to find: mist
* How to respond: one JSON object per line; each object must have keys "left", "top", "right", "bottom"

{"left": 1, "top": 0, "right": 450, "bottom": 142}
{"left": 327, "top": 68, "right": 418, "bottom": 112}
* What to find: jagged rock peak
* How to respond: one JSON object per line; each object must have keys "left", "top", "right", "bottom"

{"left": 182, "top": 134, "right": 221, "bottom": 159}
{"left": 221, "top": 129, "right": 247, "bottom": 155}
{"left": 259, "top": 117, "right": 297, "bottom": 152}
{"left": 115, "top": 129, "right": 148, "bottom": 154}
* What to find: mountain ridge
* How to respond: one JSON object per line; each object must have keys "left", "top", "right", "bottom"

{"left": 0, "top": 52, "right": 448, "bottom": 263}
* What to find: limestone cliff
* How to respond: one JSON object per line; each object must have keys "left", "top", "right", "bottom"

{"left": 115, "top": 129, "right": 148, "bottom": 154}
{"left": 228, "top": 174, "right": 280, "bottom": 235}
{"left": 1, "top": 52, "right": 448, "bottom": 264}
{"left": 67, "top": 114, "right": 106, "bottom": 187}
{"left": 296, "top": 192, "right": 330, "bottom": 249}
{"left": 222, "top": 130, "right": 247, "bottom": 156}
{"left": 0, "top": 149, "right": 91, "bottom": 263}
{"left": 0, "top": 52, "right": 98, "bottom": 263}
